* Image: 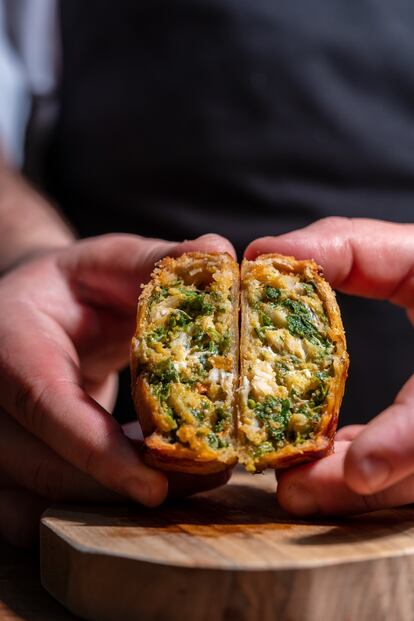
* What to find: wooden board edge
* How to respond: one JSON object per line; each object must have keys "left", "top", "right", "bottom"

{"left": 40, "top": 520, "right": 414, "bottom": 621}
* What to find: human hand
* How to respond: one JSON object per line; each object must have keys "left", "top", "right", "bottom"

{"left": 245, "top": 217, "right": 414, "bottom": 515}
{"left": 0, "top": 233, "right": 234, "bottom": 546}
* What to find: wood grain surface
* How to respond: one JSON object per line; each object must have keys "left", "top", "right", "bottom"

{"left": 41, "top": 469, "right": 414, "bottom": 621}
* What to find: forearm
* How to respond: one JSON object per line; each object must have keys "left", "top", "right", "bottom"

{"left": 0, "top": 155, "right": 75, "bottom": 272}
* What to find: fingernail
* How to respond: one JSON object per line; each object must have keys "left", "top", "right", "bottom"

{"left": 197, "top": 233, "right": 222, "bottom": 240}
{"left": 284, "top": 483, "right": 318, "bottom": 516}
{"left": 357, "top": 456, "right": 391, "bottom": 492}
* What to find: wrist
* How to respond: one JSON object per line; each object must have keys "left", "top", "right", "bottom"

{"left": 0, "top": 162, "right": 75, "bottom": 273}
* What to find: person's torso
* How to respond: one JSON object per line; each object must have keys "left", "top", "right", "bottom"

{"left": 49, "top": 0, "right": 414, "bottom": 248}
{"left": 44, "top": 0, "right": 414, "bottom": 424}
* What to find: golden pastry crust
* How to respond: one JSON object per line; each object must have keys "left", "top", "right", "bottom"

{"left": 131, "top": 252, "right": 239, "bottom": 474}
{"left": 238, "top": 254, "right": 349, "bottom": 472}
{"left": 131, "top": 251, "right": 348, "bottom": 475}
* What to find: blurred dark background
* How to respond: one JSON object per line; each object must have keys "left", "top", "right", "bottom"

{"left": 22, "top": 0, "right": 414, "bottom": 428}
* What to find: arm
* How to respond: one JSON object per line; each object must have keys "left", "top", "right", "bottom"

{"left": 246, "top": 217, "right": 414, "bottom": 515}
{"left": 0, "top": 0, "right": 72, "bottom": 271}
{"left": 0, "top": 154, "right": 74, "bottom": 272}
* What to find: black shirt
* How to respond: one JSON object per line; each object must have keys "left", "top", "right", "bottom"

{"left": 43, "top": 0, "right": 414, "bottom": 424}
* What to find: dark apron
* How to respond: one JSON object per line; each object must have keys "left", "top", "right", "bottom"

{"left": 45, "top": 0, "right": 414, "bottom": 424}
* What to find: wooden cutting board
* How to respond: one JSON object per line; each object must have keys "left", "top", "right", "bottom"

{"left": 40, "top": 469, "right": 414, "bottom": 621}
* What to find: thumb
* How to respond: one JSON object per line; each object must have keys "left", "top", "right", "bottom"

{"left": 244, "top": 217, "right": 414, "bottom": 304}
{"left": 174, "top": 233, "right": 236, "bottom": 259}
{"left": 57, "top": 233, "right": 235, "bottom": 312}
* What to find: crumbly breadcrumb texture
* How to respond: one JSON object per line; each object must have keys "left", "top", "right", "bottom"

{"left": 131, "top": 253, "right": 239, "bottom": 474}
{"left": 238, "top": 254, "right": 349, "bottom": 472}
{"left": 131, "top": 252, "right": 348, "bottom": 474}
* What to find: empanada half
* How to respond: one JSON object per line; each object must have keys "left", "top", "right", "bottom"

{"left": 131, "top": 252, "right": 239, "bottom": 473}
{"left": 238, "top": 254, "right": 349, "bottom": 472}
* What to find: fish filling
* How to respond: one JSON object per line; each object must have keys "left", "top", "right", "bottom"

{"left": 134, "top": 258, "right": 236, "bottom": 462}
{"left": 239, "top": 262, "right": 335, "bottom": 472}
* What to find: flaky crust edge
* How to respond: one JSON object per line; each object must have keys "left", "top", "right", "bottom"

{"left": 239, "top": 253, "right": 349, "bottom": 472}
{"left": 130, "top": 252, "right": 239, "bottom": 474}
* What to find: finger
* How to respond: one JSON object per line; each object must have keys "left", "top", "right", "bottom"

{"left": 344, "top": 374, "right": 414, "bottom": 495}
{"left": 56, "top": 233, "right": 236, "bottom": 380}
{"left": 122, "top": 422, "right": 233, "bottom": 497}
{"left": 57, "top": 233, "right": 236, "bottom": 315}
{"left": 174, "top": 233, "right": 236, "bottom": 259}
{"left": 277, "top": 443, "right": 370, "bottom": 516}
{"left": 277, "top": 441, "right": 414, "bottom": 516}
{"left": 244, "top": 218, "right": 414, "bottom": 311}
{"left": 335, "top": 425, "right": 365, "bottom": 442}
{"left": 0, "top": 489, "right": 49, "bottom": 548}
{"left": 0, "top": 325, "right": 168, "bottom": 507}
{"left": 56, "top": 234, "right": 176, "bottom": 313}
{"left": 0, "top": 409, "right": 123, "bottom": 502}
